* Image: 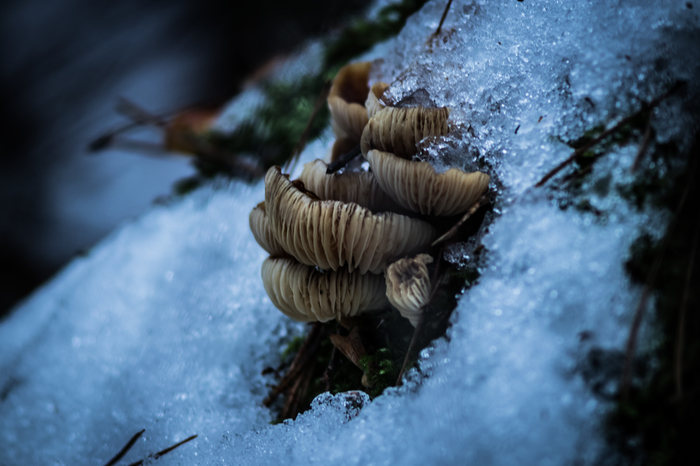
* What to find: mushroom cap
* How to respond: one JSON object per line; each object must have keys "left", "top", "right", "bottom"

{"left": 264, "top": 166, "right": 436, "bottom": 274}
{"left": 366, "top": 149, "right": 491, "bottom": 216}
{"left": 298, "top": 159, "right": 402, "bottom": 213}
{"left": 262, "top": 257, "right": 388, "bottom": 322}
{"left": 385, "top": 254, "right": 433, "bottom": 327}
{"left": 249, "top": 201, "right": 287, "bottom": 257}
{"left": 360, "top": 106, "right": 451, "bottom": 159}
{"left": 365, "top": 82, "right": 391, "bottom": 119}
{"left": 328, "top": 61, "right": 372, "bottom": 141}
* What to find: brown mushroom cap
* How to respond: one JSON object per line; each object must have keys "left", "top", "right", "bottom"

{"left": 264, "top": 166, "right": 436, "bottom": 274}
{"left": 298, "top": 159, "right": 402, "bottom": 213}
{"left": 366, "top": 149, "right": 490, "bottom": 216}
{"left": 360, "top": 106, "right": 451, "bottom": 159}
{"left": 328, "top": 61, "right": 372, "bottom": 141}
{"left": 385, "top": 254, "right": 433, "bottom": 327}
{"left": 249, "top": 201, "right": 288, "bottom": 257}
{"left": 262, "top": 257, "right": 388, "bottom": 322}
{"left": 365, "top": 82, "right": 391, "bottom": 119}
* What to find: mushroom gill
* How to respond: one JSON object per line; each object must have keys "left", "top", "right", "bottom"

{"left": 249, "top": 201, "right": 287, "bottom": 257}
{"left": 262, "top": 257, "right": 388, "bottom": 322}
{"left": 360, "top": 106, "right": 451, "bottom": 159}
{"left": 366, "top": 149, "right": 491, "bottom": 216}
{"left": 365, "top": 82, "right": 391, "bottom": 119}
{"left": 328, "top": 61, "right": 372, "bottom": 141}
{"left": 264, "top": 166, "right": 436, "bottom": 274}
{"left": 385, "top": 254, "right": 433, "bottom": 327}
{"left": 298, "top": 159, "right": 401, "bottom": 213}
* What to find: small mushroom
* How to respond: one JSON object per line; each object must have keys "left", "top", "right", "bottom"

{"left": 262, "top": 257, "right": 388, "bottom": 322}
{"left": 366, "top": 149, "right": 490, "bottom": 216}
{"left": 360, "top": 106, "right": 451, "bottom": 159}
{"left": 249, "top": 201, "right": 287, "bottom": 256}
{"left": 365, "top": 82, "right": 391, "bottom": 119}
{"left": 385, "top": 254, "right": 433, "bottom": 327}
{"left": 298, "top": 159, "right": 401, "bottom": 213}
{"left": 264, "top": 166, "right": 436, "bottom": 274}
{"left": 328, "top": 61, "right": 372, "bottom": 141}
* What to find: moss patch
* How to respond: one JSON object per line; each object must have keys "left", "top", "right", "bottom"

{"left": 178, "top": 0, "right": 430, "bottom": 189}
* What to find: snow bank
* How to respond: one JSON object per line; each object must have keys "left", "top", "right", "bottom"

{"left": 1, "top": 1, "right": 698, "bottom": 465}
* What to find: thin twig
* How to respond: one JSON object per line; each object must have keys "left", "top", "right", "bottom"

{"left": 280, "top": 359, "right": 316, "bottom": 420}
{"left": 103, "top": 429, "right": 145, "bottom": 466}
{"left": 430, "top": 246, "right": 444, "bottom": 288}
{"left": 434, "top": 0, "right": 454, "bottom": 36}
{"left": 396, "top": 253, "right": 446, "bottom": 386}
{"left": 396, "top": 314, "right": 424, "bottom": 386}
{"left": 88, "top": 99, "right": 170, "bottom": 153}
{"left": 560, "top": 164, "right": 593, "bottom": 184}
{"left": 263, "top": 323, "right": 323, "bottom": 406}
{"left": 536, "top": 82, "right": 685, "bottom": 187}
{"left": 125, "top": 434, "right": 197, "bottom": 466}
{"left": 619, "top": 157, "right": 696, "bottom": 400}
{"left": 431, "top": 194, "right": 489, "bottom": 246}
{"left": 322, "top": 345, "right": 339, "bottom": 392}
{"left": 675, "top": 215, "right": 700, "bottom": 400}
{"left": 116, "top": 97, "right": 167, "bottom": 127}
{"left": 631, "top": 112, "right": 653, "bottom": 173}
{"left": 284, "top": 80, "right": 332, "bottom": 174}
{"left": 89, "top": 97, "right": 218, "bottom": 152}
{"left": 325, "top": 145, "right": 361, "bottom": 174}
{"left": 88, "top": 121, "right": 155, "bottom": 152}
{"left": 103, "top": 139, "right": 171, "bottom": 156}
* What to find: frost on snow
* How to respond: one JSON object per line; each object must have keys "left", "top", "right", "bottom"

{"left": 1, "top": 1, "right": 698, "bottom": 465}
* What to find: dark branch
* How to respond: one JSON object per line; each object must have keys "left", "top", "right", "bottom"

{"left": 535, "top": 81, "right": 686, "bottom": 187}
{"left": 125, "top": 434, "right": 198, "bottom": 466}
{"left": 432, "top": 194, "right": 490, "bottom": 246}
{"left": 325, "top": 145, "right": 361, "bottom": 174}
{"left": 103, "top": 429, "right": 145, "bottom": 466}
{"left": 435, "top": 0, "right": 454, "bottom": 36}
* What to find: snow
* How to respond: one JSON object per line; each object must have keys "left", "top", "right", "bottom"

{"left": 1, "top": 1, "right": 698, "bottom": 465}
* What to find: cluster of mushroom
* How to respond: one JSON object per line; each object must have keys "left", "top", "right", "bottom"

{"left": 249, "top": 61, "right": 490, "bottom": 327}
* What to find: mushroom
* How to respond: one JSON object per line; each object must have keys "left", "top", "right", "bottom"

{"left": 328, "top": 61, "right": 372, "bottom": 141}
{"left": 360, "top": 106, "right": 451, "bottom": 159}
{"left": 298, "top": 159, "right": 402, "bottom": 213}
{"left": 385, "top": 254, "right": 433, "bottom": 327}
{"left": 366, "top": 149, "right": 491, "bottom": 216}
{"left": 262, "top": 257, "right": 388, "bottom": 322}
{"left": 365, "top": 82, "right": 391, "bottom": 119}
{"left": 249, "top": 201, "right": 287, "bottom": 257}
{"left": 264, "top": 166, "right": 436, "bottom": 274}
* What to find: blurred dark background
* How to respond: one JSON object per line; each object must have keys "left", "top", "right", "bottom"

{"left": 0, "top": 0, "right": 371, "bottom": 318}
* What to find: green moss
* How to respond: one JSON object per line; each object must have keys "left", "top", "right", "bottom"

{"left": 181, "top": 0, "right": 429, "bottom": 184}
{"left": 324, "top": 0, "right": 428, "bottom": 69}
{"left": 281, "top": 335, "right": 306, "bottom": 360}
{"left": 360, "top": 348, "right": 399, "bottom": 397}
